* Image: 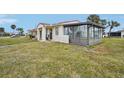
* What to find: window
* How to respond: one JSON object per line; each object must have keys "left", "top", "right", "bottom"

{"left": 64, "top": 27, "right": 69, "bottom": 35}
{"left": 55, "top": 27, "right": 59, "bottom": 35}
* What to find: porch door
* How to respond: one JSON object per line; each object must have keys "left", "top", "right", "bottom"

{"left": 50, "top": 30, "right": 52, "bottom": 40}
{"left": 75, "top": 31, "right": 81, "bottom": 44}
{"left": 69, "top": 26, "right": 81, "bottom": 45}
{"left": 40, "top": 31, "right": 42, "bottom": 40}
{"left": 69, "top": 27, "right": 74, "bottom": 43}
{"left": 46, "top": 29, "right": 52, "bottom": 40}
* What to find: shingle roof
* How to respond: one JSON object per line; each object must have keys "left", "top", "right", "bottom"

{"left": 57, "top": 20, "right": 80, "bottom": 24}
{"left": 63, "top": 21, "right": 104, "bottom": 28}
{"left": 37, "top": 20, "right": 104, "bottom": 28}
{"left": 52, "top": 20, "right": 80, "bottom": 26}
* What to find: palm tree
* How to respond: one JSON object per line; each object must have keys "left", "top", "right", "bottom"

{"left": 16, "top": 28, "right": 24, "bottom": 36}
{"left": 11, "top": 24, "right": 16, "bottom": 34}
{"left": 108, "top": 21, "right": 120, "bottom": 37}
{"left": 87, "top": 15, "right": 120, "bottom": 37}
{"left": 100, "top": 19, "right": 107, "bottom": 26}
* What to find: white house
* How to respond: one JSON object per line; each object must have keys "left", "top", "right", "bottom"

{"left": 109, "top": 30, "right": 124, "bottom": 38}
{"left": 36, "top": 20, "right": 104, "bottom": 46}
{"left": 122, "top": 31, "right": 124, "bottom": 38}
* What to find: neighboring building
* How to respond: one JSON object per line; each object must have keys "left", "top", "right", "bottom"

{"left": 35, "top": 20, "right": 104, "bottom": 46}
{"left": 0, "top": 28, "right": 5, "bottom": 37}
{"left": 109, "top": 30, "right": 124, "bottom": 38}
{"left": 28, "top": 29, "right": 37, "bottom": 38}
{"left": 103, "top": 32, "right": 108, "bottom": 38}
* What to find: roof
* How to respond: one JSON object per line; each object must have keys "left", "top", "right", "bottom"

{"left": 109, "top": 30, "right": 124, "bottom": 33}
{"left": 28, "top": 29, "right": 37, "bottom": 32}
{"left": 0, "top": 28, "right": 4, "bottom": 32}
{"left": 37, "top": 20, "right": 104, "bottom": 28}
{"left": 57, "top": 20, "right": 80, "bottom": 24}
{"left": 37, "top": 23, "right": 50, "bottom": 28}
{"left": 63, "top": 21, "right": 104, "bottom": 28}
{"left": 38, "top": 23, "right": 50, "bottom": 25}
{"left": 53, "top": 20, "right": 80, "bottom": 26}
{"left": 115, "top": 30, "right": 124, "bottom": 32}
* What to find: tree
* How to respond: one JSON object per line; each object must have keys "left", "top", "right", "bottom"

{"left": 10, "top": 24, "right": 16, "bottom": 34}
{"left": 87, "top": 14, "right": 120, "bottom": 37}
{"left": 87, "top": 14, "right": 101, "bottom": 24}
{"left": 87, "top": 14, "right": 108, "bottom": 33}
{"left": 108, "top": 21, "right": 120, "bottom": 37}
{"left": 16, "top": 28, "right": 24, "bottom": 36}
{"left": 100, "top": 19, "right": 107, "bottom": 26}
{"left": 87, "top": 14, "right": 108, "bottom": 28}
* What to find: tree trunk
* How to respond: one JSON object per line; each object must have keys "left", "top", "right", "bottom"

{"left": 108, "top": 27, "right": 112, "bottom": 38}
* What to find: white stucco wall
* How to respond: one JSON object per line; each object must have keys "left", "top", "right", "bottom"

{"left": 52, "top": 25, "right": 69, "bottom": 43}
{"left": 121, "top": 31, "right": 124, "bottom": 38}
{"left": 37, "top": 24, "right": 47, "bottom": 41}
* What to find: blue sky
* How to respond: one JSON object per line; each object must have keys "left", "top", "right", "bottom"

{"left": 0, "top": 14, "right": 124, "bottom": 33}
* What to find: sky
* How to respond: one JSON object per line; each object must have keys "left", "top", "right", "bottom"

{"left": 0, "top": 14, "right": 124, "bottom": 33}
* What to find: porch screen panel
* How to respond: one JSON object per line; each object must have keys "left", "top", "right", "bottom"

{"left": 89, "top": 26, "right": 94, "bottom": 39}
{"left": 94, "top": 27, "right": 99, "bottom": 39}
{"left": 80, "top": 25, "right": 87, "bottom": 39}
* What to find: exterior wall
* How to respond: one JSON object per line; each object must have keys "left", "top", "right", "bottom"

{"left": 52, "top": 25, "right": 69, "bottom": 43}
{"left": 0, "top": 28, "right": 4, "bottom": 37}
{"left": 37, "top": 29, "right": 40, "bottom": 40}
{"left": 37, "top": 24, "right": 46, "bottom": 41}
{"left": 0, "top": 32, "right": 4, "bottom": 36}
{"left": 42, "top": 27, "right": 46, "bottom": 41}
{"left": 32, "top": 32, "right": 37, "bottom": 36}
{"left": 121, "top": 31, "right": 124, "bottom": 38}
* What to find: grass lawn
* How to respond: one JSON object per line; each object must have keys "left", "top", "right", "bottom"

{"left": 0, "top": 36, "right": 35, "bottom": 46}
{"left": 0, "top": 37, "right": 124, "bottom": 77}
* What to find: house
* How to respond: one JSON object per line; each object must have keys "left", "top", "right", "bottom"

{"left": 36, "top": 20, "right": 104, "bottom": 46}
{"left": 28, "top": 29, "right": 37, "bottom": 39}
{"left": 0, "top": 28, "right": 5, "bottom": 37}
{"left": 109, "top": 30, "right": 124, "bottom": 38}
{"left": 103, "top": 32, "right": 108, "bottom": 38}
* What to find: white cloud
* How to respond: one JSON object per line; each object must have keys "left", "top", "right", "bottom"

{"left": 0, "top": 18, "right": 17, "bottom": 24}
{"left": 0, "top": 14, "right": 17, "bottom": 24}
{"left": 0, "top": 15, "right": 8, "bottom": 18}
{"left": 0, "top": 14, "right": 15, "bottom": 18}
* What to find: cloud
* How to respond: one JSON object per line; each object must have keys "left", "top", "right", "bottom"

{"left": 0, "top": 15, "right": 8, "bottom": 18}
{"left": 0, "top": 18, "right": 17, "bottom": 24}
{"left": 0, "top": 15, "right": 17, "bottom": 24}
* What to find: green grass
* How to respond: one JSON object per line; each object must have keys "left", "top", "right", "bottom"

{"left": 0, "top": 37, "right": 124, "bottom": 77}
{"left": 0, "top": 36, "right": 35, "bottom": 46}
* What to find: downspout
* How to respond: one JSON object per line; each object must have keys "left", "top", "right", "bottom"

{"left": 87, "top": 25, "right": 90, "bottom": 45}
